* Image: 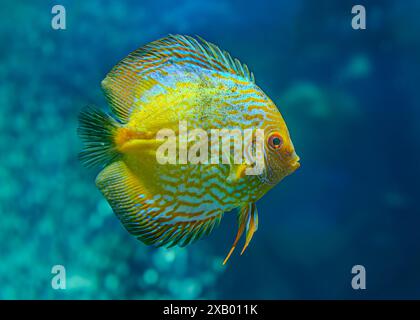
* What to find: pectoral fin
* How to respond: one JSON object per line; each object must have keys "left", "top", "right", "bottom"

{"left": 227, "top": 163, "right": 248, "bottom": 184}
{"left": 223, "top": 202, "right": 259, "bottom": 265}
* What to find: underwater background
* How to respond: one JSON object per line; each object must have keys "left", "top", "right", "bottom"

{"left": 1, "top": 0, "right": 419, "bottom": 299}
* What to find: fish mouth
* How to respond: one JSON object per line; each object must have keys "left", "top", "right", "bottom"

{"left": 290, "top": 161, "right": 300, "bottom": 170}
{"left": 289, "top": 155, "right": 300, "bottom": 171}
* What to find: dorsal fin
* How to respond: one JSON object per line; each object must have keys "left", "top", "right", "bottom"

{"left": 101, "top": 34, "right": 255, "bottom": 123}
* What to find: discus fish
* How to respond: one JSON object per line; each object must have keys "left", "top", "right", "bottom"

{"left": 78, "top": 35, "right": 300, "bottom": 264}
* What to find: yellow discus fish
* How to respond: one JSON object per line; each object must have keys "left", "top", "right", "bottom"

{"left": 78, "top": 35, "right": 300, "bottom": 264}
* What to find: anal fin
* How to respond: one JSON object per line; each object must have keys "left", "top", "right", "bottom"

{"left": 96, "top": 161, "right": 223, "bottom": 248}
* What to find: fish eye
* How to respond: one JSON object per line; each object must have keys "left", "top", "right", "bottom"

{"left": 268, "top": 132, "right": 283, "bottom": 150}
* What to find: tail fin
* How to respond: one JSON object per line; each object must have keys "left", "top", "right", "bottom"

{"left": 78, "top": 106, "right": 120, "bottom": 168}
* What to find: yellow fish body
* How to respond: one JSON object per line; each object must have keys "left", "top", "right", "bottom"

{"left": 78, "top": 35, "right": 300, "bottom": 264}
